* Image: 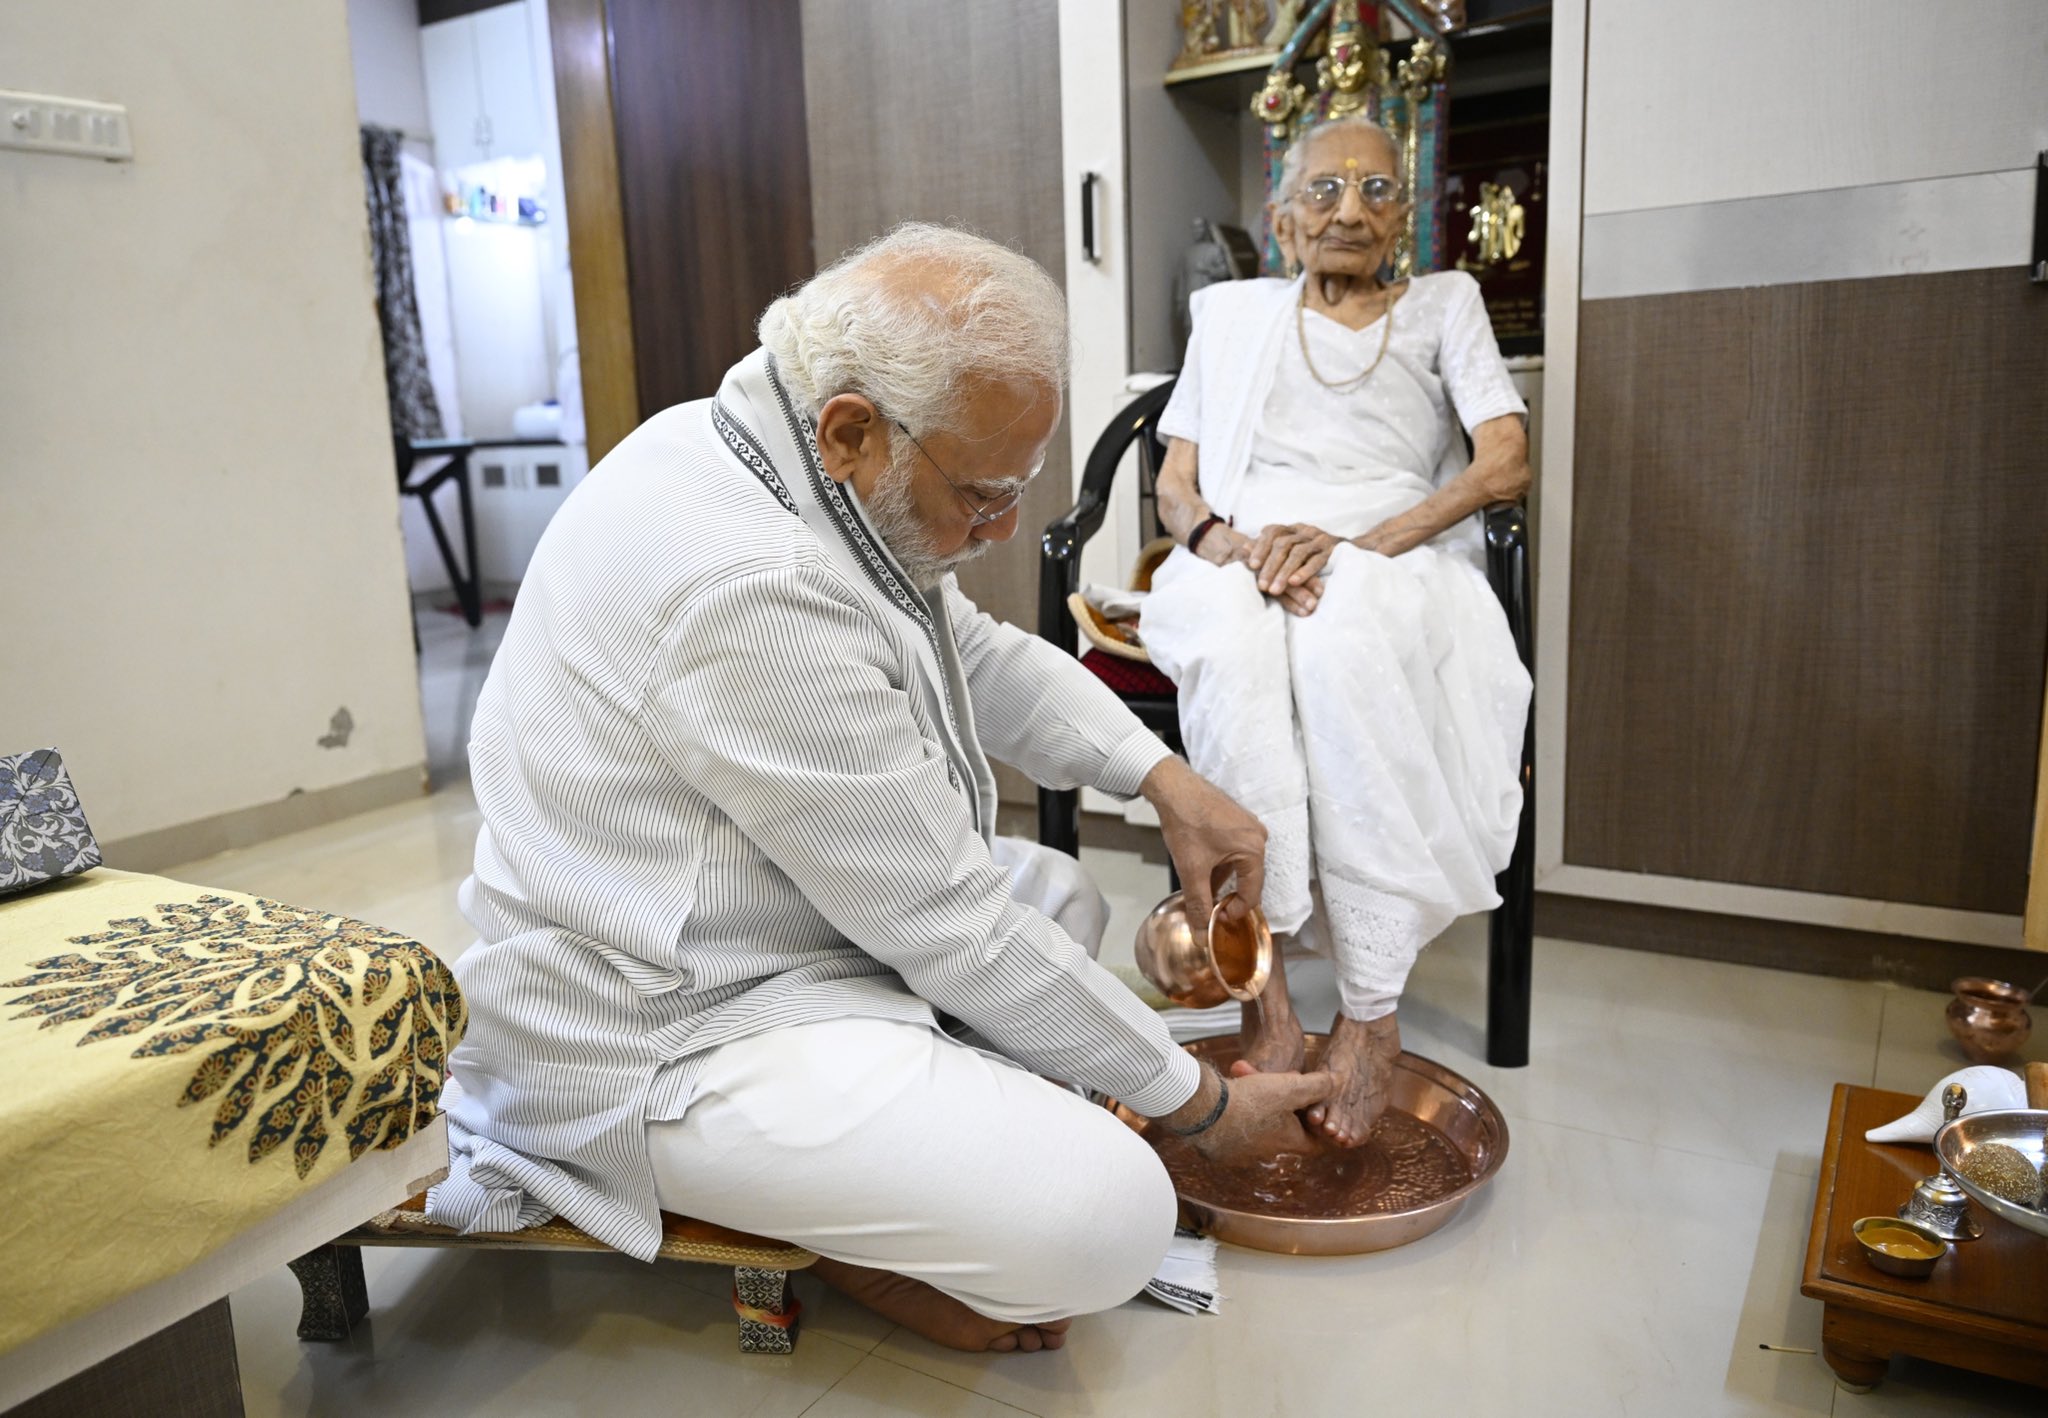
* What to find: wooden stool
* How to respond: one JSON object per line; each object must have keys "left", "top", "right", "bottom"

{"left": 289, "top": 1193, "right": 817, "bottom": 1354}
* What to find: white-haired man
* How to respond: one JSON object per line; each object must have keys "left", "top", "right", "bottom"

{"left": 428, "top": 223, "right": 1332, "bottom": 1352}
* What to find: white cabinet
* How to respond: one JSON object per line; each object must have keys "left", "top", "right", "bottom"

{"left": 420, "top": 3, "right": 547, "bottom": 170}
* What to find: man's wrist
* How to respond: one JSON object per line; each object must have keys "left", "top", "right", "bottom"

{"left": 1155, "top": 1061, "right": 1223, "bottom": 1132}
{"left": 1137, "top": 753, "right": 1195, "bottom": 811}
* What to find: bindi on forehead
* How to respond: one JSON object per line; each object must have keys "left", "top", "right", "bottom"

{"left": 1305, "top": 132, "right": 1399, "bottom": 179}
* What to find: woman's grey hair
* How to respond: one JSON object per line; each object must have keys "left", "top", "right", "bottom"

{"left": 758, "top": 222, "right": 1070, "bottom": 439}
{"left": 1276, "top": 116, "right": 1402, "bottom": 202}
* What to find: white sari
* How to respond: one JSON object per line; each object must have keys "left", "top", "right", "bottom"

{"left": 1140, "top": 271, "right": 1531, "bottom": 1019}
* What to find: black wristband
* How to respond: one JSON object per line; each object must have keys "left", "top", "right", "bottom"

{"left": 1187, "top": 513, "right": 1227, "bottom": 555}
{"left": 1162, "top": 1069, "right": 1229, "bottom": 1137}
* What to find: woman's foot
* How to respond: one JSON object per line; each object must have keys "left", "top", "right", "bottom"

{"left": 1304, "top": 1011, "right": 1400, "bottom": 1148}
{"left": 1236, "top": 944, "right": 1305, "bottom": 1073}
{"left": 811, "top": 1258, "right": 1073, "bottom": 1353}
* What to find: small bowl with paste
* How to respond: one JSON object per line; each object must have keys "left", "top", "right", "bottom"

{"left": 1851, "top": 1216, "right": 1948, "bottom": 1279}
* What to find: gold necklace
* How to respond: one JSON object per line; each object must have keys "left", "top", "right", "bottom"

{"left": 1296, "top": 280, "right": 1394, "bottom": 391}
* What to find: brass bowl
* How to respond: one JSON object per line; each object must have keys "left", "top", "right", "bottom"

{"left": 1851, "top": 1216, "right": 1949, "bottom": 1278}
{"left": 1133, "top": 892, "right": 1273, "bottom": 1009}
{"left": 1935, "top": 1108, "right": 2048, "bottom": 1240}
{"left": 1109, "top": 1034, "right": 1509, "bottom": 1256}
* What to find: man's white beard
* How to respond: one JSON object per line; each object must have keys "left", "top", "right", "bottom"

{"left": 854, "top": 457, "right": 992, "bottom": 591}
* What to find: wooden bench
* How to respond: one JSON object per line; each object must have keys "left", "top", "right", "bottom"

{"left": 290, "top": 1192, "right": 818, "bottom": 1354}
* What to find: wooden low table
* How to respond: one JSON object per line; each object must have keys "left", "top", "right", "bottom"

{"left": 291, "top": 1192, "right": 818, "bottom": 1354}
{"left": 1802, "top": 1084, "right": 2048, "bottom": 1390}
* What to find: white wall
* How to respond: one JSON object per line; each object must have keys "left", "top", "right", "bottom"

{"left": 1585, "top": 0, "right": 2048, "bottom": 216}
{"left": 347, "top": 0, "right": 433, "bottom": 138}
{"left": 1577, "top": 1, "right": 2047, "bottom": 302}
{"left": 0, "top": 0, "right": 427, "bottom": 847}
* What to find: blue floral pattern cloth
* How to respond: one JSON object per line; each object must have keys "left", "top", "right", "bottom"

{"left": 0, "top": 748, "right": 102, "bottom": 894}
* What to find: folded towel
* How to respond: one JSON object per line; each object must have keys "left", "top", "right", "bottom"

{"left": 1144, "top": 1228, "right": 1222, "bottom": 1315}
{"left": 1081, "top": 582, "right": 1149, "bottom": 621}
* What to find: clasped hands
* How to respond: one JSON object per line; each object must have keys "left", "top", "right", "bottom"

{"left": 1194, "top": 519, "right": 1410, "bottom": 616}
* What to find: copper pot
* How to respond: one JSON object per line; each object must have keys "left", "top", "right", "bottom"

{"left": 1945, "top": 977, "right": 2032, "bottom": 1065}
{"left": 1133, "top": 891, "right": 1273, "bottom": 1009}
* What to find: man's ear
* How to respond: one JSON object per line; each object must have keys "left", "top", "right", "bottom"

{"left": 815, "top": 393, "right": 883, "bottom": 486}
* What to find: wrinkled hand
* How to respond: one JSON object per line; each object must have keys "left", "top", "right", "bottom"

{"left": 1186, "top": 1066, "right": 1335, "bottom": 1166}
{"left": 1139, "top": 757, "right": 1266, "bottom": 942}
{"left": 1352, "top": 517, "right": 1423, "bottom": 558}
{"left": 1241, "top": 523, "right": 1341, "bottom": 616}
{"left": 1194, "top": 521, "right": 1253, "bottom": 568}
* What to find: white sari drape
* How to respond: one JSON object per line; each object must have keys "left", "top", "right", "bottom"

{"left": 1141, "top": 272, "right": 1530, "bottom": 1019}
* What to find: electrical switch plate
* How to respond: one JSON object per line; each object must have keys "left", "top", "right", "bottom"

{"left": 0, "top": 90, "right": 133, "bottom": 162}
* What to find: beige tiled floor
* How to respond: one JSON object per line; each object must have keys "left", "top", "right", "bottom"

{"left": 167, "top": 610, "right": 2045, "bottom": 1418}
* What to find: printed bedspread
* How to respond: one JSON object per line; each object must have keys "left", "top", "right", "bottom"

{"left": 0, "top": 868, "right": 464, "bottom": 1355}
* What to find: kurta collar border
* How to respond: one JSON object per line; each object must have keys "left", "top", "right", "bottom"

{"left": 760, "top": 356, "right": 936, "bottom": 634}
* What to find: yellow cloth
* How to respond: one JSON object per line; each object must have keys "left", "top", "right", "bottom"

{"left": 0, "top": 869, "right": 464, "bottom": 1355}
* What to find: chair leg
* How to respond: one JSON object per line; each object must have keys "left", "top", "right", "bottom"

{"left": 288, "top": 1243, "right": 370, "bottom": 1341}
{"left": 733, "top": 1266, "right": 799, "bottom": 1354}
{"left": 1038, "top": 786, "right": 1079, "bottom": 857}
{"left": 1487, "top": 713, "right": 1536, "bottom": 1068}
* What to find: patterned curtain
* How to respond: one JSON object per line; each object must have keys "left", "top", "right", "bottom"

{"left": 360, "top": 124, "right": 445, "bottom": 442}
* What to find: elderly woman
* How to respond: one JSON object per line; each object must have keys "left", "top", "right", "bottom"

{"left": 1140, "top": 116, "right": 1532, "bottom": 1147}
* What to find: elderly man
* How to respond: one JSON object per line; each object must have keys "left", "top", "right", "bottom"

{"left": 427, "top": 223, "right": 1332, "bottom": 1353}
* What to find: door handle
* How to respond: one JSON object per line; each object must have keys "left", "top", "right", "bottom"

{"left": 1080, "top": 171, "right": 1102, "bottom": 265}
{"left": 2031, "top": 150, "right": 2046, "bottom": 285}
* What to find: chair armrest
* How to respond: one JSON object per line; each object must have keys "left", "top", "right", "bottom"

{"left": 1483, "top": 502, "right": 1532, "bottom": 671}
{"left": 1037, "top": 379, "right": 1180, "bottom": 655}
{"left": 1038, "top": 510, "right": 1092, "bottom": 658}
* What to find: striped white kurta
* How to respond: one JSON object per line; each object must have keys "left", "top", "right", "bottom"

{"left": 427, "top": 350, "right": 1198, "bottom": 1258}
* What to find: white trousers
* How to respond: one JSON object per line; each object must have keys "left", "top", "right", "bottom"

{"left": 1142, "top": 530, "right": 1529, "bottom": 1020}
{"left": 644, "top": 838, "right": 1177, "bottom": 1324}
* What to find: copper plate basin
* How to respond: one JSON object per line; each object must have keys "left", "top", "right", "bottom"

{"left": 1108, "top": 1034, "right": 1509, "bottom": 1256}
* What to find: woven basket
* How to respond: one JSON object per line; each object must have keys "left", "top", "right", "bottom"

{"left": 1070, "top": 537, "right": 1178, "bottom": 663}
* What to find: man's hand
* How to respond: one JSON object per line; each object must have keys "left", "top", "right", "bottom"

{"left": 1139, "top": 757, "right": 1265, "bottom": 940}
{"left": 1240, "top": 522, "right": 1341, "bottom": 616}
{"left": 1154, "top": 1063, "right": 1334, "bottom": 1165}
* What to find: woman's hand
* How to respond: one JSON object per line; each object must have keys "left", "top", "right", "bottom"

{"left": 1243, "top": 523, "right": 1341, "bottom": 616}
{"left": 1353, "top": 519, "right": 1422, "bottom": 558}
{"left": 1195, "top": 521, "right": 1252, "bottom": 567}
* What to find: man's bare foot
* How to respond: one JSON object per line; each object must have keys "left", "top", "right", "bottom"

{"left": 1236, "top": 945, "right": 1305, "bottom": 1073}
{"left": 811, "top": 1258, "right": 1072, "bottom": 1353}
{"left": 1303, "top": 1011, "right": 1400, "bottom": 1148}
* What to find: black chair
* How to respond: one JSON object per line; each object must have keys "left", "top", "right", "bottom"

{"left": 1037, "top": 378, "right": 1535, "bottom": 1068}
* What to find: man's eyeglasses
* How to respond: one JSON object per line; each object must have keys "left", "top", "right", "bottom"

{"left": 893, "top": 419, "right": 1025, "bottom": 528}
{"left": 1298, "top": 173, "right": 1406, "bottom": 213}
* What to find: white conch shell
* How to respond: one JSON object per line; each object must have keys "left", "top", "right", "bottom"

{"left": 1863, "top": 1065, "right": 2028, "bottom": 1145}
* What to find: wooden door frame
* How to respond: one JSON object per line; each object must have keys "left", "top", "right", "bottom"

{"left": 2029, "top": 665, "right": 2048, "bottom": 951}
{"left": 547, "top": 0, "right": 639, "bottom": 463}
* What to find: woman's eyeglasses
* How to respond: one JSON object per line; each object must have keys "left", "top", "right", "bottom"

{"left": 1298, "top": 173, "right": 1406, "bottom": 212}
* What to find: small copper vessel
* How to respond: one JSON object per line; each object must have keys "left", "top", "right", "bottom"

{"left": 1133, "top": 891, "right": 1273, "bottom": 1009}
{"left": 1946, "top": 977, "right": 2032, "bottom": 1065}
